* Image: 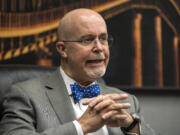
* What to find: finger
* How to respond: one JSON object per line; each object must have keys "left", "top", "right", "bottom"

{"left": 110, "top": 114, "right": 128, "bottom": 121}
{"left": 88, "top": 95, "right": 104, "bottom": 107}
{"left": 83, "top": 93, "right": 128, "bottom": 106}
{"left": 105, "top": 93, "right": 128, "bottom": 101}
{"left": 102, "top": 110, "right": 119, "bottom": 120}
{"left": 107, "top": 103, "right": 131, "bottom": 111}
{"left": 94, "top": 99, "right": 115, "bottom": 111}
{"left": 82, "top": 95, "right": 104, "bottom": 106}
{"left": 83, "top": 97, "right": 96, "bottom": 105}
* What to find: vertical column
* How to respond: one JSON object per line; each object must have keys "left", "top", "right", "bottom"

{"left": 37, "top": 0, "right": 43, "bottom": 10}
{"left": 4, "top": 38, "right": 13, "bottom": 60}
{"left": 0, "top": 39, "right": 4, "bottom": 61}
{"left": 132, "top": 13, "right": 143, "bottom": 87}
{"left": 34, "top": 35, "right": 38, "bottom": 51}
{"left": 154, "top": 15, "right": 163, "bottom": 87}
{"left": 11, "top": 0, "right": 17, "bottom": 12}
{"left": 10, "top": 38, "right": 14, "bottom": 59}
{"left": 14, "top": 37, "right": 22, "bottom": 57}
{"left": 1, "top": 0, "right": 6, "bottom": 11}
{"left": 19, "top": 0, "right": 26, "bottom": 12}
{"left": 0, "top": 0, "right": 1, "bottom": 11}
{"left": 32, "top": 0, "right": 37, "bottom": 11}
{"left": 173, "top": 36, "right": 179, "bottom": 87}
{"left": 18, "top": 37, "right": 22, "bottom": 48}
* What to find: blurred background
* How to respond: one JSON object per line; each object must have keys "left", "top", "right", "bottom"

{"left": 0, "top": 1, "right": 180, "bottom": 135}
{"left": 0, "top": 0, "right": 180, "bottom": 88}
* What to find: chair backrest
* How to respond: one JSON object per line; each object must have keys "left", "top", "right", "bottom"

{"left": 0, "top": 64, "right": 56, "bottom": 110}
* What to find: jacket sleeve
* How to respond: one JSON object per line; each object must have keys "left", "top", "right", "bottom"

{"left": 131, "top": 95, "right": 156, "bottom": 135}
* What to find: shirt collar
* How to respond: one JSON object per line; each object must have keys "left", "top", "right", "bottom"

{"left": 59, "top": 66, "right": 96, "bottom": 95}
{"left": 60, "top": 66, "right": 75, "bottom": 96}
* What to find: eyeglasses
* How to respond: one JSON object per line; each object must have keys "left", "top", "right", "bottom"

{"left": 61, "top": 34, "right": 114, "bottom": 46}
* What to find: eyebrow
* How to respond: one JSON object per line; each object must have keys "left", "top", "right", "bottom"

{"left": 80, "top": 33, "right": 108, "bottom": 39}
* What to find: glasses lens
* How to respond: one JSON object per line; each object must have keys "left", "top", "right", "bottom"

{"left": 83, "top": 36, "right": 95, "bottom": 45}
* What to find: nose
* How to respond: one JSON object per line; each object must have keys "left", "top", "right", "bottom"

{"left": 93, "top": 38, "right": 103, "bottom": 52}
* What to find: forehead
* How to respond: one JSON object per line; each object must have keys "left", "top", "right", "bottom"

{"left": 73, "top": 14, "right": 107, "bottom": 37}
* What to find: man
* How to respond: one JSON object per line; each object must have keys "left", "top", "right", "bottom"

{"left": 0, "top": 8, "right": 155, "bottom": 135}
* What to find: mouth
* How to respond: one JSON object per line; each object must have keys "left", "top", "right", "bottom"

{"left": 87, "top": 59, "right": 104, "bottom": 63}
{"left": 86, "top": 59, "right": 105, "bottom": 67}
{"left": 86, "top": 54, "right": 106, "bottom": 67}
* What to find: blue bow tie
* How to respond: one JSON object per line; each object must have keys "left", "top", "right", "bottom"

{"left": 70, "top": 82, "right": 100, "bottom": 104}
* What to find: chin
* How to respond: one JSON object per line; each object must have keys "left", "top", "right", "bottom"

{"left": 85, "top": 67, "right": 106, "bottom": 80}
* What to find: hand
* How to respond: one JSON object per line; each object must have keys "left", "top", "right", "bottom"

{"left": 83, "top": 93, "right": 133, "bottom": 127}
{"left": 77, "top": 106, "right": 106, "bottom": 134}
{"left": 105, "top": 109, "right": 133, "bottom": 127}
{"left": 77, "top": 94, "right": 127, "bottom": 134}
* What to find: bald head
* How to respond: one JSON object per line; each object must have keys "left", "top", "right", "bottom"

{"left": 57, "top": 8, "right": 107, "bottom": 41}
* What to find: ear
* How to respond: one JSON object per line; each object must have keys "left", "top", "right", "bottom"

{"left": 56, "top": 41, "right": 67, "bottom": 58}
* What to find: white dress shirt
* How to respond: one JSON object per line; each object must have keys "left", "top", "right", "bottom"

{"left": 60, "top": 67, "right": 109, "bottom": 135}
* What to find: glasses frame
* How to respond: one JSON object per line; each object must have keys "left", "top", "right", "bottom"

{"left": 60, "top": 34, "right": 114, "bottom": 46}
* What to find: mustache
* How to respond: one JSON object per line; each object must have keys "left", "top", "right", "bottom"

{"left": 87, "top": 54, "right": 105, "bottom": 61}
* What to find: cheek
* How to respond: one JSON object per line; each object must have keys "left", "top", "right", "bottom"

{"left": 69, "top": 48, "right": 90, "bottom": 64}
{"left": 80, "top": 52, "right": 91, "bottom": 64}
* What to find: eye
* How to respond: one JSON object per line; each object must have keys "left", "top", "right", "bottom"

{"left": 82, "top": 36, "right": 95, "bottom": 44}
{"left": 99, "top": 35, "right": 108, "bottom": 43}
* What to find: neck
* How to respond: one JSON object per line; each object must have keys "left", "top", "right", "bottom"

{"left": 78, "top": 81, "right": 93, "bottom": 86}
{"left": 61, "top": 64, "right": 95, "bottom": 86}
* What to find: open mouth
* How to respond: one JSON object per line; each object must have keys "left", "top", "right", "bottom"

{"left": 86, "top": 54, "right": 106, "bottom": 66}
{"left": 87, "top": 59, "right": 104, "bottom": 63}
{"left": 86, "top": 59, "right": 105, "bottom": 66}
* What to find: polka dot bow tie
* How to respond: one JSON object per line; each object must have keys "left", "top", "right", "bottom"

{"left": 70, "top": 82, "right": 100, "bottom": 104}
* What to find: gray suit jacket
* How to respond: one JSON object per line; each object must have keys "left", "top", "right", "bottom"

{"left": 0, "top": 69, "right": 155, "bottom": 135}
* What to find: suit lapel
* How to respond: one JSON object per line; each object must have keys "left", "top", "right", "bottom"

{"left": 44, "top": 69, "right": 76, "bottom": 123}
{"left": 99, "top": 83, "right": 125, "bottom": 95}
{"left": 99, "top": 83, "right": 114, "bottom": 95}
